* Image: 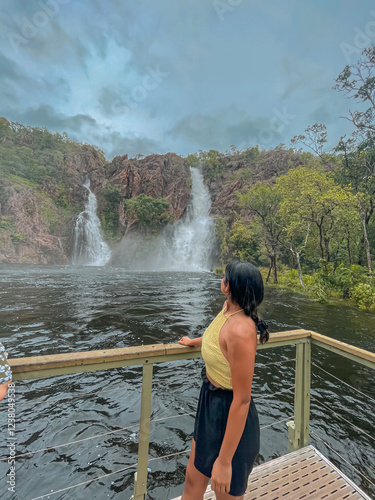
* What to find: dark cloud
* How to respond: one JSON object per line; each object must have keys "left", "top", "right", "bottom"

{"left": 0, "top": 51, "right": 32, "bottom": 85}
{"left": 104, "top": 131, "right": 161, "bottom": 158}
{"left": 9, "top": 104, "right": 96, "bottom": 133}
{"left": 168, "top": 111, "right": 280, "bottom": 151}
{"left": 97, "top": 87, "right": 120, "bottom": 117}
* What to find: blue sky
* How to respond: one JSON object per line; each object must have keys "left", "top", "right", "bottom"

{"left": 1, "top": 0, "right": 374, "bottom": 159}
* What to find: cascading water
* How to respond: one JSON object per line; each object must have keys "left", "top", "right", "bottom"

{"left": 159, "top": 167, "right": 216, "bottom": 271}
{"left": 72, "top": 179, "right": 111, "bottom": 266}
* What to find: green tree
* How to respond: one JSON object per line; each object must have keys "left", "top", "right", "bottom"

{"left": 276, "top": 166, "right": 360, "bottom": 266}
{"left": 124, "top": 194, "right": 171, "bottom": 234}
{"left": 186, "top": 153, "right": 200, "bottom": 167}
{"left": 228, "top": 220, "right": 259, "bottom": 263}
{"left": 239, "top": 183, "right": 283, "bottom": 283}
{"left": 334, "top": 47, "right": 375, "bottom": 143}
{"left": 199, "top": 150, "right": 225, "bottom": 181}
{"left": 102, "top": 185, "right": 123, "bottom": 238}
{"left": 215, "top": 215, "right": 230, "bottom": 266}
{"left": 334, "top": 137, "right": 374, "bottom": 273}
{"left": 333, "top": 47, "right": 375, "bottom": 273}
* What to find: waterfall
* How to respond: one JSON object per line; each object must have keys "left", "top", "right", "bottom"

{"left": 159, "top": 167, "right": 216, "bottom": 271}
{"left": 72, "top": 179, "right": 111, "bottom": 266}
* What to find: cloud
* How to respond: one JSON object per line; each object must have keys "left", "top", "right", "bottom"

{"left": 168, "top": 109, "right": 282, "bottom": 151}
{"left": 0, "top": 0, "right": 371, "bottom": 160}
{"left": 0, "top": 51, "right": 33, "bottom": 86}
{"left": 8, "top": 103, "right": 96, "bottom": 133}
{"left": 103, "top": 131, "right": 161, "bottom": 158}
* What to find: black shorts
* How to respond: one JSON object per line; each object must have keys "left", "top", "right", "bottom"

{"left": 193, "top": 366, "right": 260, "bottom": 497}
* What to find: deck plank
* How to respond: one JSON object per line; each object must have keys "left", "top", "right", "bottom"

{"left": 171, "top": 446, "right": 371, "bottom": 500}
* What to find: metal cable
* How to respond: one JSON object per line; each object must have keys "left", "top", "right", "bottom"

{"left": 0, "top": 411, "right": 197, "bottom": 462}
{"left": 15, "top": 385, "right": 133, "bottom": 408}
{"left": 14, "top": 357, "right": 294, "bottom": 410}
{"left": 29, "top": 461, "right": 138, "bottom": 500}
{"left": 0, "top": 399, "right": 293, "bottom": 463}
{"left": 311, "top": 395, "right": 375, "bottom": 444}
{"left": 312, "top": 362, "right": 375, "bottom": 404}
{"left": 15, "top": 373, "right": 201, "bottom": 409}
{"left": 257, "top": 358, "right": 296, "bottom": 367}
{"left": 310, "top": 431, "right": 375, "bottom": 488}
{"left": 152, "top": 412, "right": 195, "bottom": 423}
{"left": 259, "top": 416, "right": 292, "bottom": 430}
{"left": 0, "top": 423, "right": 139, "bottom": 461}
{"left": 28, "top": 418, "right": 296, "bottom": 500}
{"left": 256, "top": 385, "right": 295, "bottom": 402}
{"left": 149, "top": 449, "right": 189, "bottom": 461}
{"left": 28, "top": 449, "right": 193, "bottom": 500}
{"left": 27, "top": 428, "right": 375, "bottom": 500}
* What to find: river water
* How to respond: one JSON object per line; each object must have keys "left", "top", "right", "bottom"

{"left": 0, "top": 264, "right": 374, "bottom": 500}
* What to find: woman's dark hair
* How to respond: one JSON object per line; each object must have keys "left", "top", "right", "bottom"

{"left": 225, "top": 260, "right": 269, "bottom": 343}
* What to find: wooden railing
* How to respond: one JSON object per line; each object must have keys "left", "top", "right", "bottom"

{"left": 8, "top": 330, "right": 375, "bottom": 500}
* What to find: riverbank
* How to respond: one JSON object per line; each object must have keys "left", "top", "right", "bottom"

{"left": 215, "top": 265, "right": 375, "bottom": 311}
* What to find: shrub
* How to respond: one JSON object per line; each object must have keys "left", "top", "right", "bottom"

{"left": 303, "top": 274, "right": 330, "bottom": 302}
{"left": 351, "top": 282, "right": 375, "bottom": 310}
{"left": 0, "top": 216, "right": 14, "bottom": 231}
{"left": 11, "top": 232, "right": 26, "bottom": 244}
{"left": 278, "top": 269, "right": 300, "bottom": 288}
{"left": 331, "top": 264, "right": 368, "bottom": 293}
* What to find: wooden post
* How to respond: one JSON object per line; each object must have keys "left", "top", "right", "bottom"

{"left": 288, "top": 340, "right": 311, "bottom": 451}
{"left": 287, "top": 420, "right": 296, "bottom": 453}
{"left": 133, "top": 362, "right": 153, "bottom": 500}
{"left": 302, "top": 339, "right": 311, "bottom": 447}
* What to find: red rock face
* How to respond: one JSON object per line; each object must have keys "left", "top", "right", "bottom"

{"left": 108, "top": 153, "right": 191, "bottom": 221}
{"left": 0, "top": 149, "right": 191, "bottom": 265}
{"left": 0, "top": 181, "right": 69, "bottom": 264}
{"left": 209, "top": 178, "right": 245, "bottom": 220}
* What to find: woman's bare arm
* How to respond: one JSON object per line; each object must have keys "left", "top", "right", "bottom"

{"left": 0, "top": 380, "right": 12, "bottom": 402}
{"left": 178, "top": 336, "right": 202, "bottom": 347}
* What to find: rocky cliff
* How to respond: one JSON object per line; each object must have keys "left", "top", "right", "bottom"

{"left": 0, "top": 119, "right": 191, "bottom": 264}
{"left": 107, "top": 152, "right": 191, "bottom": 227}
{"left": 0, "top": 146, "right": 108, "bottom": 264}
{"left": 203, "top": 146, "right": 307, "bottom": 223}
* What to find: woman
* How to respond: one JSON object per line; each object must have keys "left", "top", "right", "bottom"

{"left": 178, "top": 260, "right": 269, "bottom": 499}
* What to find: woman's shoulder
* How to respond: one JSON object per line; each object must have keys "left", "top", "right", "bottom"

{"left": 226, "top": 313, "right": 257, "bottom": 339}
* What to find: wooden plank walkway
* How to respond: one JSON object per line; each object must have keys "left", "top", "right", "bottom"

{"left": 171, "top": 446, "right": 371, "bottom": 499}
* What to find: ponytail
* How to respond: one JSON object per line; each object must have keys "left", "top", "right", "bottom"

{"left": 250, "top": 309, "right": 269, "bottom": 344}
{"left": 225, "top": 260, "right": 270, "bottom": 344}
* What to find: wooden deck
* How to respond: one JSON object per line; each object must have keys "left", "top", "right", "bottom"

{"left": 171, "top": 446, "right": 371, "bottom": 499}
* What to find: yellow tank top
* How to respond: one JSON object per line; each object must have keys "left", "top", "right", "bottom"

{"left": 201, "top": 309, "right": 242, "bottom": 390}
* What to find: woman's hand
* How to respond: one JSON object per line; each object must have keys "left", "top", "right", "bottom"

{"left": 211, "top": 456, "right": 232, "bottom": 494}
{"left": 178, "top": 336, "right": 193, "bottom": 346}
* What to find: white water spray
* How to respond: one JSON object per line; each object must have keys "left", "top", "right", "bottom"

{"left": 72, "top": 179, "right": 111, "bottom": 266}
{"left": 159, "top": 167, "right": 216, "bottom": 271}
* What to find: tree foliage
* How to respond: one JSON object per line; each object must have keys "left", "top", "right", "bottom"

{"left": 333, "top": 46, "right": 375, "bottom": 143}
{"left": 102, "top": 185, "right": 123, "bottom": 238}
{"left": 124, "top": 194, "right": 172, "bottom": 233}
